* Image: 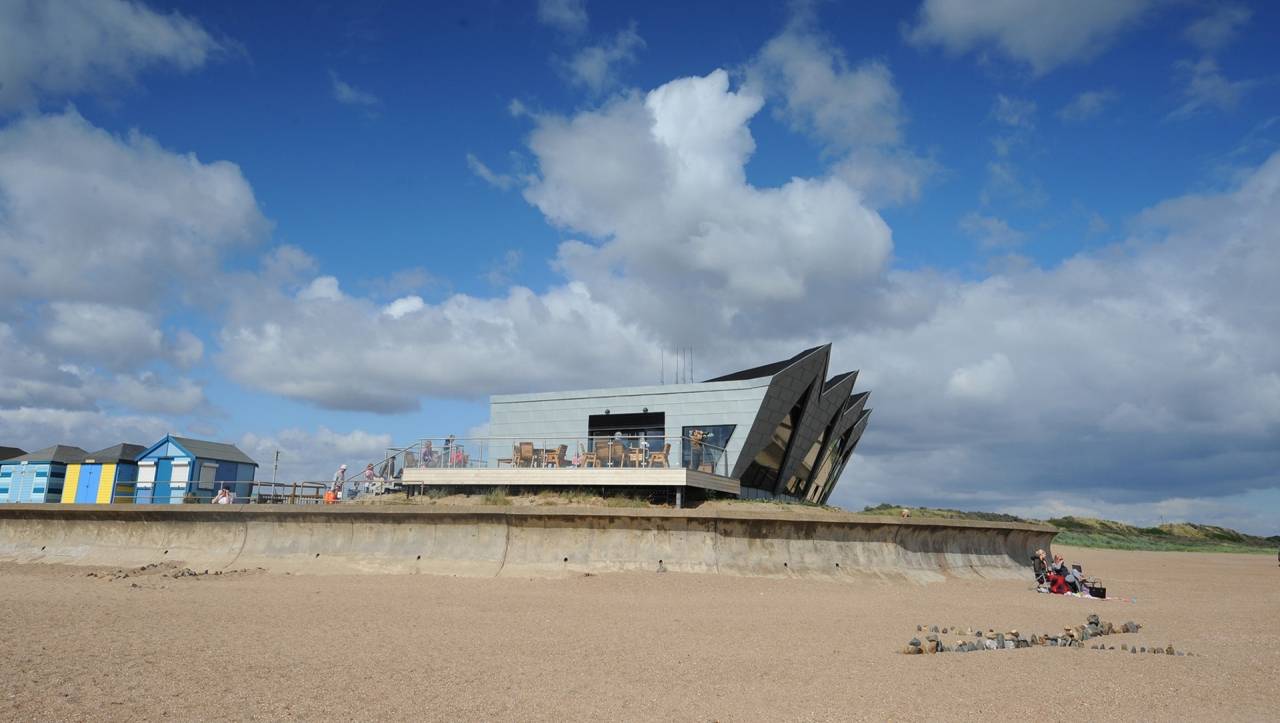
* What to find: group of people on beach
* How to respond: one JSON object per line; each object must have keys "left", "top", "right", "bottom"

{"left": 1032, "top": 548, "right": 1092, "bottom": 595}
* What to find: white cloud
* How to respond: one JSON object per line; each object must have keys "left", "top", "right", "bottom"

{"left": 0, "top": 110, "right": 268, "bottom": 308}
{"left": 835, "top": 150, "right": 1280, "bottom": 513}
{"left": 169, "top": 330, "right": 205, "bottom": 369}
{"left": 42, "top": 302, "right": 164, "bottom": 370}
{"left": 100, "top": 373, "right": 206, "bottom": 416}
{"left": 536, "top": 0, "right": 588, "bottom": 35}
{"left": 1058, "top": 89, "right": 1116, "bottom": 122}
{"left": 381, "top": 295, "right": 425, "bottom": 319}
{"left": 561, "top": 24, "right": 644, "bottom": 94}
{"left": 217, "top": 69, "right": 896, "bottom": 411}
{"left": 905, "top": 0, "right": 1153, "bottom": 75}
{"left": 219, "top": 276, "right": 656, "bottom": 413}
{"left": 1184, "top": 4, "right": 1251, "bottom": 52}
{"left": 945, "top": 353, "right": 1014, "bottom": 402}
{"left": 297, "top": 276, "right": 343, "bottom": 302}
{"left": 0, "top": 0, "right": 223, "bottom": 113}
{"left": 747, "top": 13, "right": 933, "bottom": 205}
{"left": 959, "top": 213, "right": 1024, "bottom": 249}
{"left": 239, "top": 426, "right": 394, "bottom": 483}
{"left": 329, "top": 70, "right": 380, "bottom": 108}
{"left": 1169, "top": 57, "right": 1255, "bottom": 120}
{"left": 0, "top": 406, "right": 170, "bottom": 452}
{"left": 0, "top": 109, "right": 266, "bottom": 452}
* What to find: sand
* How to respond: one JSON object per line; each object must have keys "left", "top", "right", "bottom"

{"left": 1, "top": 545, "right": 1277, "bottom": 721}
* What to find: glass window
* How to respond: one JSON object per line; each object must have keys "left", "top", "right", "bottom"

{"left": 681, "top": 425, "right": 736, "bottom": 473}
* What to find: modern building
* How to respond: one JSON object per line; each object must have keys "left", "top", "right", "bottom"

{"left": 487, "top": 344, "right": 870, "bottom": 504}
{"left": 135, "top": 435, "right": 258, "bottom": 504}
{"left": 0, "top": 445, "right": 89, "bottom": 503}
{"left": 60, "top": 443, "right": 146, "bottom": 504}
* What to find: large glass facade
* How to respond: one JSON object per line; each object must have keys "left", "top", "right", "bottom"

{"left": 805, "top": 426, "right": 853, "bottom": 503}
{"left": 782, "top": 416, "right": 834, "bottom": 498}
{"left": 738, "top": 385, "right": 812, "bottom": 492}
{"left": 681, "top": 425, "right": 735, "bottom": 474}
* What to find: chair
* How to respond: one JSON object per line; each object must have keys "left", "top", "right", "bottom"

{"left": 606, "top": 441, "right": 625, "bottom": 467}
{"left": 544, "top": 445, "right": 565, "bottom": 468}
{"left": 579, "top": 442, "right": 599, "bottom": 468}
{"left": 517, "top": 442, "right": 535, "bottom": 467}
{"left": 648, "top": 443, "right": 671, "bottom": 468}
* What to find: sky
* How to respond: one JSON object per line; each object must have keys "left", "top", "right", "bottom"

{"left": 0, "top": 0, "right": 1277, "bottom": 533}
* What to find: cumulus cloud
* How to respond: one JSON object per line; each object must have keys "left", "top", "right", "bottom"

{"left": 0, "top": 109, "right": 266, "bottom": 448}
{"left": 905, "top": 0, "right": 1153, "bottom": 75}
{"left": 536, "top": 0, "right": 588, "bottom": 35}
{"left": 561, "top": 24, "right": 644, "bottom": 94}
{"left": 0, "top": 0, "right": 223, "bottom": 113}
{"left": 42, "top": 303, "right": 164, "bottom": 371}
{"left": 1058, "top": 89, "right": 1116, "bottom": 122}
{"left": 218, "top": 274, "right": 656, "bottom": 413}
{"left": 239, "top": 426, "right": 394, "bottom": 483}
{"left": 0, "top": 110, "right": 268, "bottom": 308}
{"left": 0, "top": 406, "right": 170, "bottom": 453}
{"left": 381, "top": 295, "right": 425, "bottom": 319}
{"left": 835, "top": 151, "right": 1280, "bottom": 517}
{"left": 748, "top": 13, "right": 933, "bottom": 205}
{"left": 99, "top": 373, "right": 206, "bottom": 416}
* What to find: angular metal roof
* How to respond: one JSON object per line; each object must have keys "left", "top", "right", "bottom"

{"left": 171, "top": 436, "right": 258, "bottom": 466}
{"left": 83, "top": 443, "right": 147, "bottom": 464}
{"left": 703, "top": 345, "right": 828, "bottom": 383}
{"left": 10, "top": 444, "right": 89, "bottom": 464}
{"left": 0, "top": 446, "right": 25, "bottom": 462}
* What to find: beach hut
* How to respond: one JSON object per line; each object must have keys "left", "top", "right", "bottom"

{"left": 60, "top": 443, "right": 146, "bottom": 504}
{"left": 134, "top": 435, "right": 257, "bottom": 504}
{"left": 0, "top": 445, "right": 88, "bottom": 503}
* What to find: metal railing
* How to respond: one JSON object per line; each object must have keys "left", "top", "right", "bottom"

{"left": 108, "top": 481, "right": 331, "bottom": 505}
{"left": 355, "top": 435, "right": 733, "bottom": 482}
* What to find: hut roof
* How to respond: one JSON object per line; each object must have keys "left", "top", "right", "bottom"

{"left": 83, "top": 443, "right": 147, "bottom": 464}
{"left": 171, "top": 436, "right": 257, "bottom": 466}
{"left": 11, "top": 445, "right": 89, "bottom": 464}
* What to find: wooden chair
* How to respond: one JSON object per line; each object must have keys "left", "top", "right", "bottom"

{"left": 544, "top": 445, "right": 566, "bottom": 468}
{"left": 517, "top": 442, "right": 535, "bottom": 467}
{"left": 648, "top": 443, "right": 671, "bottom": 468}
{"left": 578, "top": 442, "right": 599, "bottom": 468}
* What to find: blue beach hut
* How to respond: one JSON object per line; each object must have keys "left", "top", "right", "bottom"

{"left": 134, "top": 435, "right": 257, "bottom": 504}
{"left": 0, "top": 445, "right": 89, "bottom": 503}
{"left": 60, "top": 443, "right": 146, "bottom": 504}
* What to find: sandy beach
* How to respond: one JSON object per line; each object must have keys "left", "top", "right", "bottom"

{"left": 1, "top": 545, "right": 1276, "bottom": 721}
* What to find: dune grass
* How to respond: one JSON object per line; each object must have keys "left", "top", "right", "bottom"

{"left": 864, "top": 504, "right": 1279, "bottom": 554}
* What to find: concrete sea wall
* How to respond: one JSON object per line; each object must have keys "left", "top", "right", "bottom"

{"left": 0, "top": 505, "right": 1057, "bottom": 583}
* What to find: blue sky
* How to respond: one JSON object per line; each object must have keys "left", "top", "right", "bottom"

{"left": 1, "top": 0, "right": 1277, "bottom": 533}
